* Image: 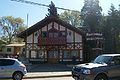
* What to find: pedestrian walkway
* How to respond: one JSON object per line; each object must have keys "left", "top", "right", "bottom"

{"left": 27, "top": 64, "right": 73, "bottom": 72}
{"left": 23, "top": 63, "right": 74, "bottom": 79}
{"left": 24, "top": 71, "right": 71, "bottom": 79}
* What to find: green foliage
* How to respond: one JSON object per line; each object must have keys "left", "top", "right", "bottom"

{"left": 47, "top": 1, "right": 58, "bottom": 17}
{"left": 102, "top": 4, "right": 120, "bottom": 53}
{"left": 59, "top": 11, "right": 81, "bottom": 27}
{"left": 0, "top": 16, "right": 26, "bottom": 44}
{"left": 81, "top": 0, "right": 102, "bottom": 32}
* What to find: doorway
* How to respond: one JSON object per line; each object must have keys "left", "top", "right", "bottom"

{"left": 48, "top": 49, "right": 59, "bottom": 63}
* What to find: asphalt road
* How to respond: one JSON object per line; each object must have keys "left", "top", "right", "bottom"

{"left": 0, "top": 77, "right": 74, "bottom": 80}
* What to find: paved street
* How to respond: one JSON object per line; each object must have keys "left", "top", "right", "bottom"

{"left": 0, "top": 77, "right": 74, "bottom": 80}
{"left": 0, "top": 64, "right": 74, "bottom": 80}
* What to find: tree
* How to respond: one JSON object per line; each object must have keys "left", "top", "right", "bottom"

{"left": 102, "top": 4, "right": 120, "bottom": 53}
{"left": 47, "top": 1, "right": 58, "bottom": 17}
{"left": 59, "top": 11, "right": 81, "bottom": 27}
{"left": 0, "top": 16, "right": 26, "bottom": 44}
{"left": 81, "top": 0, "right": 102, "bottom": 32}
{"left": 0, "top": 39, "right": 6, "bottom": 51}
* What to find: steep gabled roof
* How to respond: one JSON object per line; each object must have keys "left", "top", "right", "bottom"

{"left": 18, "top": 16, "right": 85, "bottom": 38}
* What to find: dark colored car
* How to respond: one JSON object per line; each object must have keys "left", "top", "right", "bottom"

{"left": 72, "top": 54, "right": 120, "bottom": 80}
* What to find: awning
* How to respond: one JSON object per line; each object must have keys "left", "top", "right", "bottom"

{"left": 6, "top": 43, "right": 25, "bottom": 47}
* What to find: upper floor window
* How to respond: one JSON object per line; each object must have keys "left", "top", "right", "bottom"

{"left": 59, "top": 31, "right": 66, "bottom": 37}
{"left": 42, "top": 32, "right": 47, "bottom": 38}
{"left": 49, "top": 32, "right": 58, "bottom": 38}
{"left": 54, "top": 33, "right": 58, "bottom": 38}
{"left": 49, "top": 33, "right": 53, "bottom": 38}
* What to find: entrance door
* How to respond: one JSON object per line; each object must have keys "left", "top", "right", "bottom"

{"left": 48, "top": 49, "right": 59, "bottom": 63}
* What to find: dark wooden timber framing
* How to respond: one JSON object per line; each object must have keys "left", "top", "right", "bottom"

{"left": 18, "top": 16, "right": 85, "bottom": 63}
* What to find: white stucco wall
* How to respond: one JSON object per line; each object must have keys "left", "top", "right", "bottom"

{"left": 54, "top": 22, "right": 58, "bottom": 30}
{"left": 27, "top": 22, "right": 82, "bottom": 44}
{"left": 75, "top": 33, "right": 82, "bottom": 42}
{"left": 48, "top": 23, "right": 53, "bottom": 30}
{"left": 34, "top": 31, "right": 38, "bottom": 43}
{"left": 27, "top": 35, "right": 33, "bottom": 43}
{"left": 42, "top": 26, "right": 47, "bottom": 31}
{"left": 60, "top": 25, "right": 65, "bottom": 31}
{"left": 67, "top": 29, "right": 74, "bottom": 42}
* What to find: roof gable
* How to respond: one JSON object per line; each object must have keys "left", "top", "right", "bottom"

{"left": 18, "top": 16, "right": 84, "bottom": 38}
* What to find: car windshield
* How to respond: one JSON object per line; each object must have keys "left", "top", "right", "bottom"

{"left": 93, "top": 55, "right": 112, "bottom": 64}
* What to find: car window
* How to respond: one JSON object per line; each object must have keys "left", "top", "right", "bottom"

{"left": 112, "top": 56, "right": 120, "bottom": 65}
{"left": 93, "top": 56, "right": 112, "bottom": 64}
{"left": 0, "top": 59, "right": 15, "bottom": 66}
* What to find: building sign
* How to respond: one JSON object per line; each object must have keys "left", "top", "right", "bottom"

{"left": 86, "top": 33, "right": 103, "bottom": 50}
{"left": 86, "top": 33, "right": 103, "bottom": 41}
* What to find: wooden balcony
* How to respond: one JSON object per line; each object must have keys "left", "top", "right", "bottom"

{"left": 38, "top": 37, "right": 66, "bottom": 46}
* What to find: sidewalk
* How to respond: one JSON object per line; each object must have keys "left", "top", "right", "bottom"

{"left": 24, "top": 71, "right": 71, "bottom": 79}
{"left": 23, "top": 63, "right": 74, "bottom": 79}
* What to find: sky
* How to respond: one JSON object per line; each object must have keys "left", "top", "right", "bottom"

{"left": 0, "top": 0, "right": 120, "bottom": 27}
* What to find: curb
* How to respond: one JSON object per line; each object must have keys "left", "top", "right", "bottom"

{"left": 24, "top": 74, "right": 72, "bottom": 79}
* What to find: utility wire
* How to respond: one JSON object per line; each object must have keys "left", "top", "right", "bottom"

{"left": 11, "top": 0, "right": 78, "bottom": 12}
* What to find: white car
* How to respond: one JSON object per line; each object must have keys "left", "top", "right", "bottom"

{"left": 0, "top": 58, "right": 27, "bottom": 80}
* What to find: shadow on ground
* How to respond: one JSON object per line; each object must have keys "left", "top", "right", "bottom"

{"left": 27, "top": 64, "right": 73, "bottom": 72}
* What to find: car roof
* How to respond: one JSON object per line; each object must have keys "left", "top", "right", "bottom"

{"left": 0, "top": 58, "right": 18, "bottom": 61}
{"left": 101, "top": 54, "right": 120, "bottom": 57}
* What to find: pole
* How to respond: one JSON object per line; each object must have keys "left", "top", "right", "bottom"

{"left": 25, "top": 13, "right": 29, "bottom": 63}
{"left": 27, "top": 14, "right": 28, "bottom": 27}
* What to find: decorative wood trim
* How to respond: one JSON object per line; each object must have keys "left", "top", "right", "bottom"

{"left": 52, "top": 22, "right": 54, "bottom": 28}
{"left": 27, "top": 42, "right": 83, "bottom": 50}
{"left": 47, "top": 24, "right": 48, "bottom": 32}
{"left": 58, "top": 24, "right": 60, "bottom": 31}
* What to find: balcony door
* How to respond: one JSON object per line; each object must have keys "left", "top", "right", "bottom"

{"left": 48, "top": 49, "right": 59, "bottom": 63}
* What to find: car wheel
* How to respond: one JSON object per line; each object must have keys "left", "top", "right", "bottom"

{"left": 12, "top": 72, "right": 23, "bottom": 80}
{"left": 74, "top": 77, "right": 79, "bottom": 80}
{"left": 95, "top": 74, "right": 108, "bottom": 80}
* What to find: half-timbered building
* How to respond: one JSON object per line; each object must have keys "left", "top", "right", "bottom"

{"left": 18, "top": 16, "right": 85, "bottom": 63}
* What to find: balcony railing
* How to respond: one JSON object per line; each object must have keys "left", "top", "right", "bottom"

{"left": 38, "top": 37, "right": 66, "bottom": 46}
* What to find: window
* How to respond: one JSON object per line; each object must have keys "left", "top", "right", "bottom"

{"left": 49, "top": 32, "right": 58, "bottom": 38}
{"left": 64, "top": 51, "right": 71, "bottom": 58}
{"left": 71, "top": 50, "right": 78, "bottom": 58}
{"left": 54, "top": 33, "right": 58, "bottom": 38}
{"left": 49, "top": 33, "right": 53, "bottom": 38}
{"left": 112, "top": 56, "right": 120, "bottom": 65}
{"left": 0, "top": 59, "right": 15, "bottom": 66}
{"left": 59, "top": 31, "right": 65, "bottom": 37}
{"left": 69, "top": 31, "right": 71, "bottom": 36}
{"left": 7, "top": 48, "right": 11, "bottom": 52}
{"left": 42, "top": 32, "right": 47, "bottom": 38}
{"left": 62, "top": 32, "right": 66, "bottom": 36}
{"left": 30, "top": 51, "right": 37, "bottom": 58}
{"left": 38, "top": 50, "right": 44, "bottom": 58}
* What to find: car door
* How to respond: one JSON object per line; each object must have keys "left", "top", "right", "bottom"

{"left": 0, "top": 59, "right": 3, "bottom": 77}
{"left": 2, "top": 59, "right": 15, "bottom": 77}
{"left": 108, "top": 56, "right": 120, "bottom": 79}
{"left": 0, "top": 59, "right": 8, "bottom": 78}
{"left": 0, "top": 59, "right": 15, "bottom": 78}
